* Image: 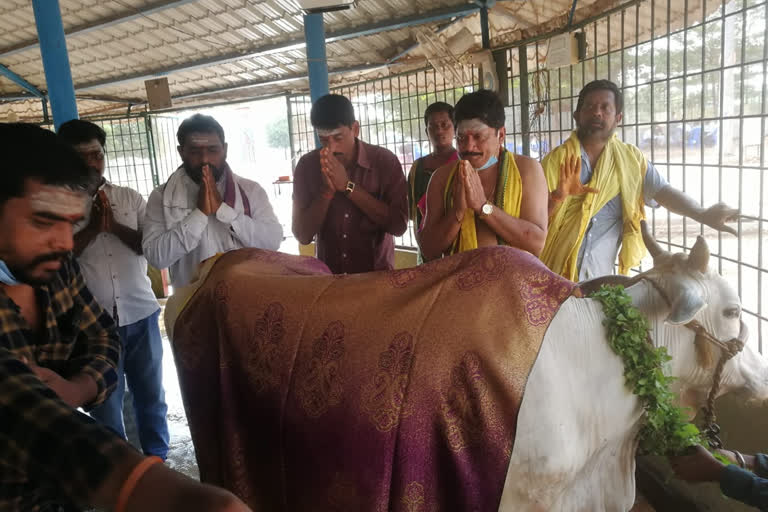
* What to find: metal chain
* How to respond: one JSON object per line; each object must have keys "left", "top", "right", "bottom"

{"left": 700, "top": 351, "right": 729, "bottom": 449}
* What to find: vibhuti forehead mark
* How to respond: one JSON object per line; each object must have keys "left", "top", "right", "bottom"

{"left": 456, "top": 119, "right": 492, "bottom": 135}
{"left": 73, "top": 141, "right": 103, "bottom": 153}
{"left": 317, "top": 128, "right": 343, "bottom": 137}
{"left": 30, "top": 186, "right": 87, "bottom": 218}
{"left": 189, "top": 134, "right": 219, "bottom": 146}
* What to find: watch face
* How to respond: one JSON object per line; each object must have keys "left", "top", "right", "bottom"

{"left": 482, "top": 203, "right": 493, "bottom": 215}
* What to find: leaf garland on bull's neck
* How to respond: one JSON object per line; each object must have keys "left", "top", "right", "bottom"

{"left": 590, "top": 285, "right": 702, "bottom": 455}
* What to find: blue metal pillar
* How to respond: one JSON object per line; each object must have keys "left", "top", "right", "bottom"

{"left": 32, "top": 0, "right": 78, "bottom": 129}
{"left": 304, "top": 13, "right": 329, "bottom": 104}
{"left": 304, "top": 12, "right": 329, "bottom": 149}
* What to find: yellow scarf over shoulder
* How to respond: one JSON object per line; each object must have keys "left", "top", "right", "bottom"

{"left": 540, "top": 132, "right": 647, "bottom": 280}
{"left": 443, "top": 149, "right": 522, "bottom": 255}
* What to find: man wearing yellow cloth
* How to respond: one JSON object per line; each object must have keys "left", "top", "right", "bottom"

{"left": 541, "top": 80, "right": 739, "bottom": 281}
{"left": 419, "top": 90, "right": 549, "bottom": 259}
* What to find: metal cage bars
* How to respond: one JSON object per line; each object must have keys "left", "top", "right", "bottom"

{"left": 287, "top": 66, "right": 479, "bottom": 248}
{"left": 505, "top": 0, "right": 766, "bottom": 353}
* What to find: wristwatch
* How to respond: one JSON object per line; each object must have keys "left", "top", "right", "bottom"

{"left": 479, "top": 201, "right": 494, "bottom": 219}
{"left": 344, "top": 181, "right": 355, "bottom": 195}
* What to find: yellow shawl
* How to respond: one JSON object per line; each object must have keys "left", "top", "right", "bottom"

{"left": 540, "top": 131, "right": 647, "bottom": 280}
{"left": 443, "top": 149, "right": 522, "bottom": 255}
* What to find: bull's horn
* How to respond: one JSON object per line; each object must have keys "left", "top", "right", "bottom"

{"left": 688, "top": 236, "right": 710, "bottom": 273}
{"left": 640, "top": 220, "right": 669, "bottom": 262}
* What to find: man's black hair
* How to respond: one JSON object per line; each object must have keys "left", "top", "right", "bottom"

{"left": 424, "top": 102, "right": 455, "bottom": 127}
{"left": 310, "top": 94, "right": 356, "bottom": 130}
{"left": 0, "top": 123, "right": 90, "bottom": 204}
{"left": 57, "top": 119, "right": 107, "bottom": 148}
{"left": 454, "top": 90, "right": 505, "bottom": 130}
{"left": 576, "top": 80, "right": 624, "bottom": 114}
{"left": 177, "top": 113, "right": 226, "bottom": 146}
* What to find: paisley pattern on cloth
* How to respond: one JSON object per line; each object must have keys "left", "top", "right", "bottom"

{"left": 170, "top": 246, "right": 575, "bottom": 511}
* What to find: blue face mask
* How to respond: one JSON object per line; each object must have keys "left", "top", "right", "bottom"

{"left": 0, "top": 260, "right": 20, "bottom": 286}
{"left": 476, "top": 154, "right": 498, "bottom": 170}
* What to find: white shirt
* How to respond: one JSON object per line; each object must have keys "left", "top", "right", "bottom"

{"left": 575, "top": 147, "right": 668, "bottom": 281}
{"left": 142, "top": 171, "right": 283, "bottom": 288}
{"left": 75, "top": 183, "right": 160, "bottom": 326}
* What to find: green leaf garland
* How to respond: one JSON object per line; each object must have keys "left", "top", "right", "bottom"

{"left": 589, "top": 285, "right": 702, "bottom": 455}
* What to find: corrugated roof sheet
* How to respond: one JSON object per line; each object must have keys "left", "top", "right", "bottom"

{"left": 0, "top": 0, "right": 706, "bottom": 121}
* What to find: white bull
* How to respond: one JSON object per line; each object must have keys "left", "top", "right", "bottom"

{"left": 502, "top": 224, "right": 768, "bottom": 511}
{"left": 168, "top": 225, "right": 768, "bottom": 511}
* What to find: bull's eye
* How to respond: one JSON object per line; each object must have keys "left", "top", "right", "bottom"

{"left": 723, "top": 306, "right": 741, "bottom": 319}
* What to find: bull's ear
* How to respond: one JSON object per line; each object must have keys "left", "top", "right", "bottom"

{"left": 688, "top": 236, "right": 710, "bottom": 274}
{"left": 666, "top": 286, "right": 707, "bottom": 325}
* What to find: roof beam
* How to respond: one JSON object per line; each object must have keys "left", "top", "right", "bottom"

{"left": 3, "top": 62, "right": 384, "bottom": 104}
{"left": 170, "top": 63, "right": 386, "bottom": 102}
{"left": 0, "top": 94, "right": 38, "bottom": 102}
{"left": 77, "top": 94, "right": 147, "bottom": 104}
{"left": 0, "top": 63, "right": 43, "bottom": 97}
{"left": 0, "top": 92, "right": 144, "bottom": 104}
{"left": 324, "top": 5, "right": 479, "bottom": 43}
{"left": 75, "top": 3, "right": 479, "bottom": 92}
{"left": 0, "top": 0, "right": 199, "bottom": 59}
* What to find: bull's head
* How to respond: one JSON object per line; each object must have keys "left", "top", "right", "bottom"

{"left": 638, "top": 222, "right": 768, "bottom": 408}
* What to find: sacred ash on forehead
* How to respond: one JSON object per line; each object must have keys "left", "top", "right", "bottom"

{"left": 456, "top": 119, "right": 492, "bottom": 135}
{"left": 316, "top": 128, "right": 343, "bottom": 137}
{"left": 189, "top": 134, "right": 220, "bottom": 146}
{"left": 30, "top": 186, "right": 87, "bottom": 218}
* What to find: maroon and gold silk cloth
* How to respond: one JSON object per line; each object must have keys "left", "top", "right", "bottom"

{"left": 171, "top": 246, "right": 575, "bottom": 511}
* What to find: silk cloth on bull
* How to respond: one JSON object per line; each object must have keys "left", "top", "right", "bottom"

{"left": 169, "top": 246, "right": 575, "bottom": 511}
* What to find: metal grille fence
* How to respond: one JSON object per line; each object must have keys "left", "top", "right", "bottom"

{"left": 149, "top": 115, "right": 183, "bottom": 187}
{"left": 93, "top": 116, "right": 157, "bottom": 198}
{"left": 502, "top": 0, "right": 767, "bottom": 352}
{"left": 288, "top": 67, "right": 479, "bottom": 248}
{"left": 47, "top": 113, "right": 183, "bottom": 199}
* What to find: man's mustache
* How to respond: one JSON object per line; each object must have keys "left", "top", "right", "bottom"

{"left": 29, "top": 252, "right": 68, "bottom": 267}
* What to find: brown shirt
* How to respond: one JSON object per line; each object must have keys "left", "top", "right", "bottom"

{"left": 293, "top": 140, "right": 408, "bottom": 274}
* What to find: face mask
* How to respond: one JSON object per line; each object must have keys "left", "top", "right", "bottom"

{"left": 0, "top": 260, "right": 20, "bottom": 286}
{"left": 476, "top": 155, "right": 498, "bottom": 170}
